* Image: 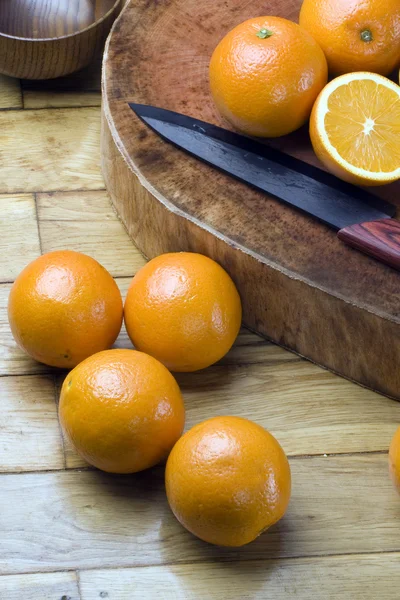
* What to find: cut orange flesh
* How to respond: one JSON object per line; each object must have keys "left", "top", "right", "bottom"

{"left": 310, "top": 72, "right": 400, "bottom": 186}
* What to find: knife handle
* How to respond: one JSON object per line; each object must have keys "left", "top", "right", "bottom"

{"left": 337, "top": 218, "right": 400, "bottom": 271}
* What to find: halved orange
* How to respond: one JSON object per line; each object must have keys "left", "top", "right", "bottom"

{"left": 310, "top": 72, "right": 400, "bottom": 186}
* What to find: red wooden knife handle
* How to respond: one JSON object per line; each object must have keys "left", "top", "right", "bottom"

{"left": 338, "top": 218, "right": 400, "bottom": 270}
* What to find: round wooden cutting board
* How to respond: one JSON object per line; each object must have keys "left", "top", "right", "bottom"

{"left": 101, "top": 0, "right": 400, "bottom": 399}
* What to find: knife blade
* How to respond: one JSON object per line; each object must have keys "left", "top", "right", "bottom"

{"left": 129, "top": 103, "right": 400, "bottom": 271}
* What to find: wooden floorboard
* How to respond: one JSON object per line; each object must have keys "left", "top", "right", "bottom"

{"left": 22, "top": 58, "right": 101, "bottom": 110}
{"left": 37, "top": 191, "right": 147, "bottom": 277}
{"left": 0, "top": 194, "right": 41, "bottom": 282}
{"left": 0, "top": 571, "right": 80, "bottom": 600}
{"left": 0, "top": 75, "right": 22, "bottom": 110}
{"left": 1, "top": 52, "right": 399, "bottom": 598}
{"left": 0, "top": 455, "right": 399, "bottom": 575}
{"left": 0, "top": 108, "right": 103, "bottom": 194}
{"left": 0, "top": 375, "right": 64, "bottom": 472}
{"left": 78, "top": 554, "right": 400, "bottom": 600}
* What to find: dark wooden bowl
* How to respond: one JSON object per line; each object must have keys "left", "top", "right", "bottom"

{"left": 0, "top": 0, "right": 122, "bottom": 80}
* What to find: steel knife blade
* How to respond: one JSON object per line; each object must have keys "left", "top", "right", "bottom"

{"left": 129, "top": 103, "right": 400, "bottom": 270}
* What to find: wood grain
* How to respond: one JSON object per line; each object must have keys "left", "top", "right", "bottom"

{"left": 0, "top": 455, "right": 399, "bottom": 574}
{"left": 62, "top": 354, "right": 400, "bottom": 467}
{"left": 0, "top": 108, "right": 103, "bottom": 193}
{"left": 102, "top": 0, "right": 400, "bottom": 399}
{"left": 22, "top": 57, "right": 101, "bottom": 108}
{"left": 79, "top": 554, "right": 400, "bottom": 600}
{"left": 0, "top": 74, "right": 22, "bottom": 109}
{"left": 0, "top": 571, "right": 79, "bottom": 600}
{"left": 0, "top": 375, "right": 64, "bottom": 472}
{"left": 177, "top": 361, "right": 400, "bottom": 456}
{"left": 0, "top": 9, "right": 399, "bottom": 594}
{"left": 0, "top": 194, "right": 41, "bottom": 283}
{"left": 0, "top": 0, "right": 121, "bottom": 80}
{"left": 37, "top": 191, "right": 146, "bottom": 277}
{"left": 338, "top": 218, "right": 400, "bottom": 271}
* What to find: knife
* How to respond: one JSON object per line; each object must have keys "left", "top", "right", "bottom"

{"left": 129, "top": 103, "right": 400, "bottom": 271}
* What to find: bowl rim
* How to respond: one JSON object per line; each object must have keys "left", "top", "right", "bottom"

{"left": 0, "top": 0, "right": 122, "bottom": 42}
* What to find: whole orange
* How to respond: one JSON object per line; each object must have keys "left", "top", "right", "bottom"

{"left": 59, "top": 349, "right": 185, "bottom": 473}
{"left": 8, "top": 250, "right": 123, "bottom": 368}
{"left": 165, "top": 416, "right": 291, "bottom": 546}
{"left": 209, "top": 16, "right": 328, "bottom": 137}
{"left": 299, "top": 0, "right": 400, "bottom": 76}
{"left": 389, "top": 426, "right": 400, "bottom": 493}
{"left": 124, "top": 253, "right": 242, "bottom": 372}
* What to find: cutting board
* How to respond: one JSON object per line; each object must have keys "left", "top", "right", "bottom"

{"left": 101, "top": 0, "right": 400, "bottom": 399}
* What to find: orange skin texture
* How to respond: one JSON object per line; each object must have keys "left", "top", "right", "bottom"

{"left": 209, "top": 16, "right": 328, "bottom": 137}
{"left": 59, "top": 349, "right": 185, "bottom": 474}
{"left": 8, "top": 250, "right": 123, "bottom": 368}
{"left": 165, "top": 416, "right": 291, "bottom": 547}
{"left": 389, "top": 426, "right": 400, "bottom": 494}
{"left": 124, "top": 253, "right": 242, "bottom": 372}
{"left": 300, "top": 0, "right": 400, "bottom": 76}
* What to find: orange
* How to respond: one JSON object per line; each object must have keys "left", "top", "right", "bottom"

{"left": 59, "top": 349, "right": 185, "bottom": 474}
{"left": 209, "top": 17, "right": 327, "bottom": 137}
{"left": 299, "top": 0, "right": 400, "bottom": 76}
{"left": 124, "top": 253, "right": 242, "bottom": 372}
{"left": 165, "top": 416, "right": 291, "bottom": 547}
{"left": 310, "top": 72, "right": 400, "bottom": 186}
{"left": 389, "top": 426, "right": 400, "bottom": 493}
{"left": 8, "top": 250, "right": 123, "bottom": 368}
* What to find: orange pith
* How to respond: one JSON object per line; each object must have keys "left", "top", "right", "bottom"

{"left": 310, "top": 73, "right": 400, "bottom": 185}
{"left": 326, "top": 80, "right": 400, "bottom": 172}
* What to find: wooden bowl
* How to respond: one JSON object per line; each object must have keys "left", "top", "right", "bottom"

{"left": 0, "top": 0, "right": 122, "bottom": 80}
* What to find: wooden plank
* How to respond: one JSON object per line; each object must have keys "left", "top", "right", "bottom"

{"left": 176, "top": 361, "right": 400, "bottom": 456}
{"left": 79, "top": 553, "right": 400, "bottom": 600}
{"left": 0, "top": 571, "right": 80, "bottom": 600}
{"left": 0, "top": 455, "right": 398, "bottom": 574}
{"left": 23, "top": 91, "right": 101, "bottom": 109}
{"left": 59, "top": 326, "right": 298, "bottom": 469}
{"left": 0, "top": 284, "right": 49, "bottom": 376}
{"left": 0, "top": 108, "right": 103, "bottom": 194}
{"left": 0, "top": 375, "right": 64, "bottom": 472}
{"left": 0, "top": 194, "right": 41, "bottom": 283}
{"left": 61, "top": 351, "right": 400, "bottom": 466}
{"left": 22, "top": 58, "right": 101, "bottom": 109}
{"left": 0, "top": 572, "right": 81, "bottom": 600}
{"left": 37, "top": 191, "right": 147, "bottom": 277}
{"left": 0, "top": 75, "right": 22, "bottom": 109}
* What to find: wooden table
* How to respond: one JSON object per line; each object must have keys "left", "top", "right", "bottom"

{"left": 0, "top": 60, "right": 399, "bottom": 600}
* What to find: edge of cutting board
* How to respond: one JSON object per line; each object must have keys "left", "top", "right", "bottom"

{"left": 101, "top": 0, "right": 400, "bottom": 399}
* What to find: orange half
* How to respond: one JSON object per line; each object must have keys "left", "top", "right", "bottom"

{"left": 310, "top": 72, "right": 400, "bottom": 186}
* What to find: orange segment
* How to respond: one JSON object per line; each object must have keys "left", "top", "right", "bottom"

{"left": 310, "top": 72, "right": 400, "bottom": 186}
